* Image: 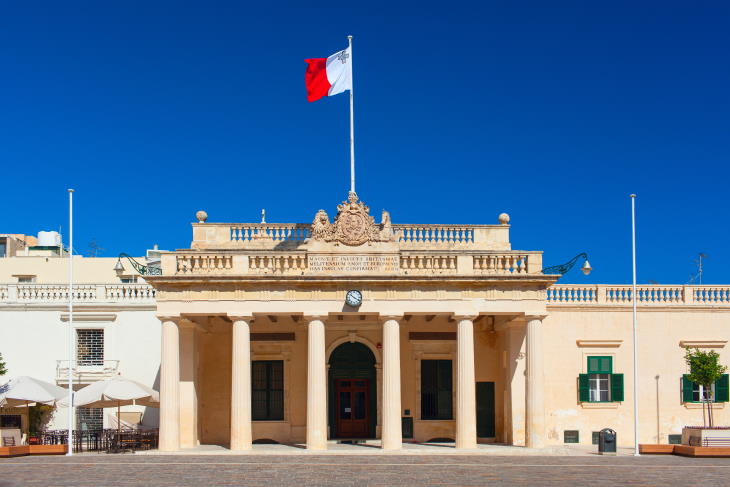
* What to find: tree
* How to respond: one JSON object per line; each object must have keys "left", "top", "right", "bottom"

{"left": 685, "top": 348, "right": 727, "bottom": 427}
{"left": 0, "top": 353, "right": 6, "bottom": 376}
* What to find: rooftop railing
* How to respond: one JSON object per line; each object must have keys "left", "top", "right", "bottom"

{"left": 0, "top": 284, "right": 156, "bottom": 304}
{"left": 547, "top": 284, "right": 730, "bottom": 306}
{"left": 191, "top": 222, "right": 512, "bottom": 251}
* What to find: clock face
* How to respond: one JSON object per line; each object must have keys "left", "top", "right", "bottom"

{"left": 345, "top": 290, "right": 362, "bottom": 307}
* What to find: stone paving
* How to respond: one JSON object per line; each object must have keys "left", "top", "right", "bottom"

{"left": 2, "top": 453, "right": 730, "bottom": 487}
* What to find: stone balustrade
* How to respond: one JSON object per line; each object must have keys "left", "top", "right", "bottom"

{"left": 56, "top": 359, "right": 120, "bottom": 385}
{"left": 191, "top": 222, "right": 511, "bottom": 251}
{"left": 169, "top": 251, "right": 541, "bottom": 276}
{"left": 0, "top": 284, "right": 156, "bottom": 304}
{"left": 547, "top": 284, "right": 730, "bottom": 306}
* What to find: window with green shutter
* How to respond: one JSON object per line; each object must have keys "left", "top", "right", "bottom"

{"left": 580, "top": 356, "right": 622, "bottom": 403}
{"left": 683, "top": 374, "right": 730, "bottom": 403}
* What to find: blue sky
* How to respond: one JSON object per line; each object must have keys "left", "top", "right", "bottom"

{"left": 2, "top": 2, "right": 728, "bottom": 284}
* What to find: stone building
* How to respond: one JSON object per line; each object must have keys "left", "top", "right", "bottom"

{"left": 144, "top": 192, "right": 730, "bottom": 451}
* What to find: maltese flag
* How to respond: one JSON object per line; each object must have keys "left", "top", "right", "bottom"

{"left": 304, "top": 47, "right": 352, "bottom": 102}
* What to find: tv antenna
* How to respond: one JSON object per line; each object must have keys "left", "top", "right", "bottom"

{"left": 688, "top": 253, "right": 709, "bottom": 285}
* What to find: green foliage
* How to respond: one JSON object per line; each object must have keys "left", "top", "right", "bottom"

{"left": 29, "top": 405, "right": 55, "bottom": 434}
{"left": 685, "top": 348, "right": 727, "bottom": 388}
{"left": 0, "top": 353, "right": 6, "bottom": 376}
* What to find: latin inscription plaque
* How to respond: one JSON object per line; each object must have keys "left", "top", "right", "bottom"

{"left": 308, "top": 254, "right": 399, "bottom": 274}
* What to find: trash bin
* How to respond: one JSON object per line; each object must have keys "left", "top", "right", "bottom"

{"left": 598, "top": 428, "right": 617, "bottom": 455}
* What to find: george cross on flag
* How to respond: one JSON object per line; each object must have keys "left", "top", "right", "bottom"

{"left": 304, "top": 46, "right": 352, "bottom": 102}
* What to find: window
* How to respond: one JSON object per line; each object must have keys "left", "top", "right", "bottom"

{"left": 251, "top": 360, "right": 283, "bottom": 420}
{"left": 0, "top": 239, "right": 6, "bottom": 257}
{"left": 120, "top": 276, "right": 138, "bottom": 283}
{"left": 579, "top": 356, "right": 623, "bottom": 403}
{"left": 0, "top": 415, "right": 21, "bottom": 428}
{"left": 77, "top": 329, "right": 104, "bottom": 366}
{"left": 76, "top": 408, "right": 103, "bottom": 431}
{"left": 15, "top": 275, "right": 36, "bottom": 283}
{"left": 682, "top": 374, "right": 729, "bottom": 403}
{"left": 421, "top": 360, "right": 453, "bottom": 420}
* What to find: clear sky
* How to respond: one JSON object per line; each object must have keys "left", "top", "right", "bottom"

{"left": 2, "top": 2, "right": 728, "bottom": 284}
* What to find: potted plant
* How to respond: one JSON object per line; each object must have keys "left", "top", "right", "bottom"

{"left": 682, "top": 348, "right": 729, "bottom": 447}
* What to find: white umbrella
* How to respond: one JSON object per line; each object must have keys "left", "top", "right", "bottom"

{"left": 64, "top": 376, "right": 159, "bottom": 434}
{"left": 0, "top": 376, "right": 68, "bottom": 407}
{"left": 0, "top": 376, "right": 69, "bottom": 439}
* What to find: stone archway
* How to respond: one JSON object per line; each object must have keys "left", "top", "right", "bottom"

{"left": 328, "top": 342, "right": 377, "bottom": 439}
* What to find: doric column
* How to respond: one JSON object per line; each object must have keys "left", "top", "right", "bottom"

{"left": 179, "top": 321, "right": 199, "bottom": 448}
{"left": 455, "top": 315, "right": 477, "bottom": 449}
{"left": 525, "top": 316, "right": 545, "bottom": 448}
{"left": 159, "top": 317, "right": 180, "bottom": 451}
{"left": 230, "top": 316, "right": 252, "bottom": 450}
{"left": 381, "top": 315, "right": 402, "bottom": 450}
{"left": 306, "top": 316, "right": 327, "bottom": 450}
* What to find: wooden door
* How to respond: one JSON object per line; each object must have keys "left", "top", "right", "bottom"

{"left": 335, "top": 378, "right": 370, "bottom": 438}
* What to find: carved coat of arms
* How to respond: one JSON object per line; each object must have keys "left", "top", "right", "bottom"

{"left": 310, "top": 192, "right": 394, "bottom": 246}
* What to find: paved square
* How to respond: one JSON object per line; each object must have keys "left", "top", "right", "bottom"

{"left": 2, "top": 454, "right": 730, "bottom": 487}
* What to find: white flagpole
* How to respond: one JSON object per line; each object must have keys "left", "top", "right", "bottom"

{"left": 348, "top": 34, "right": 355, "bottom": 194}
{"left": 631, "top": 193, "right": 639, "bottom": 456}
{"left": 66, "top": 188, "right": 74, "bottom": 456}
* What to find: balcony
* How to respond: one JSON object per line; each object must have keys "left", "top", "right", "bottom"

{"left": 56, "top": 360, "right": 120, "bottom": 386}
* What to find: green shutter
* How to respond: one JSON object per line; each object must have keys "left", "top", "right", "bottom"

{"left": 579, "top": 374, "right": 590, "bottom": 402}
{"left": 682, "top": 375, "right": 694, "bottom": 403}
{"left": 600, "top": 357, "right": 613, "bottom": 374}
{"left": 588, "top": 357, "right": 600, "bottom": 374}
{"left": 610, "top": 373, "right": 624, "bottom": 402}
{"left": 715, "top": 374, "right": 729, "bottom": 403}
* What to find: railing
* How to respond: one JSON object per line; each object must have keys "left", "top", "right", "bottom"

{"left": 171, "top": 251, "right": 540, "bottom": 276}
{"left": 56, "top": 360, "right": 120, "bottom": 384}
{"left": 548, "top": 285, "right": 730, "bottom": 306}
{"left": 229, "top": 223, "right": 311, "bottom": 244}
{"left": 473, "top": 253, "right": 530, "bottom": 274}
{"left": 400, "top": 254, "right": 458, "bottom": 274}
{"left": 191, "top": 222, "right": 511, "bottom": 251}
{"left": 0, "top": 284, "right": 156, "bottom": 303}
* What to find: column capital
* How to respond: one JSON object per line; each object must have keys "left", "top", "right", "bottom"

{"left": 303, "top": 313, "right": 328, "bottom": 322}
{"left": 452, "top": 313, "right": 478, "bottom": 322}
{"left": 227, "top": 313, "right": 254, "bottom": 322}
{"left": 156, "top": 315, "right": 181, "bottom": 323}
{"left": 379, "top": 313, "right": 404, "bottom": 323}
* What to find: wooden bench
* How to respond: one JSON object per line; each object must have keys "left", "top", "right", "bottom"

{"left": 639, "top": 444, "right": 675, "bottom": 454}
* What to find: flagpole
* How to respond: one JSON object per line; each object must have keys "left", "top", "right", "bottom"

{"left": 348, "top": 34, "right": 355, "bottom": 194}
{"left": 66, "top": 188, "right": 74, "bottom": 456}
{"left": 631, "top": 193, "right": 639, "bottom": 456}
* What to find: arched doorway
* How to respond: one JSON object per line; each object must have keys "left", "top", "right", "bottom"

{"left": 328, "top": 342, "right": 377, "bottom": 439}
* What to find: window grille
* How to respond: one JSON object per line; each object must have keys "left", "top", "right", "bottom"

{"left": 77, "top": 329, "right": 104, "bottom": 366}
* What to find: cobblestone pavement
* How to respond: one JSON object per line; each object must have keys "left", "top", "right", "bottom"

{"left": 2, "top": 455, "right": 729, "bottom": 487}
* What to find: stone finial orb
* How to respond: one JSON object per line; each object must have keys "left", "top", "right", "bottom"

{"left": 498, "top": 213, "right": 510, "bottom": 225}
{"left": 196, "top": 210, "right": 208, "bottom": 223}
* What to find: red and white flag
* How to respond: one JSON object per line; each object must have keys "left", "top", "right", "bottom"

{"left": 304, "top": 47, "right": 352, "bottom": 102}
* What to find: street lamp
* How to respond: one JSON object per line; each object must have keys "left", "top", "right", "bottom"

{"left": 113, "top": 253, "right": 161, "bottom": 276}
{"left": 543, "top": 253, "right": 592, "bottom": 278}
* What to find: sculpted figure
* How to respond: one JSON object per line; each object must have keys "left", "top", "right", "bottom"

{"left": 380, "top": 209, "right": 394, "bottom": 240}
{"left": 311, "top": 209, "right": 333, "bottom": 240}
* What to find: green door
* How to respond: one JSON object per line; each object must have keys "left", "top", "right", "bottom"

{"left": 476, "top": 382, "right": 495, "bottom": 438}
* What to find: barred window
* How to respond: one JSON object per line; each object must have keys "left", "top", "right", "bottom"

{"left": 421, "top": 360, "right": 453, "bottom": 420}
{"left": 76, "top": 408, "right": 103, "bottom": 431}
{"left": 252, "top": 360, "right": 284, "bottom": 421}
{"left": 77, "top": 329, "right": 104, "bottom": 366}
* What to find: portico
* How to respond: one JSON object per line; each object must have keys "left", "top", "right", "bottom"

{"left": 146, "top": 193, "right": 556, "bottom": 451}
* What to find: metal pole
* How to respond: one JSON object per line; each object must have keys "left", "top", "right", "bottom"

{"left": 67, "top": 189, "right": 74, "bottom": 456}
{"left": 348, "top": 35, "right": 355, "bottom": 194}
{"left": 631, "top": 194, "right": 639, "bottom": 456}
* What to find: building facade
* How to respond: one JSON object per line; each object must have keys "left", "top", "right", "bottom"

{"left": 2, "top": 196, "right": 729, "bottom": 450}
{"left": 144, "top": 193, "right": 730, "bottom": 450}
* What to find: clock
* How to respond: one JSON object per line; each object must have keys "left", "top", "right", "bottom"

{"left": 345, "top": 290, "right": 362, "bottom": 307}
